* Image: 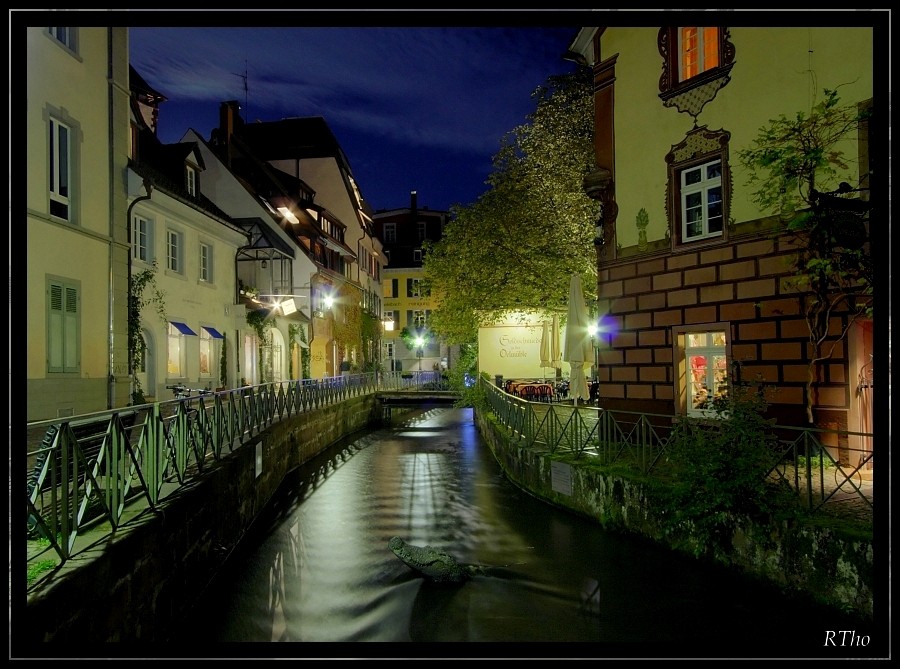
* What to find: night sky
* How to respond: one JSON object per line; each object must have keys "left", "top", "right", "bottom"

{"left": 128, "top": 13, "right": 587, "bottom": 213}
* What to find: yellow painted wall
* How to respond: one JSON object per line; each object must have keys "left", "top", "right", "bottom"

{"left": 602, "top": 26, "right": 873, "bottom": 249}
{"left": 477, "top": 312, "right": 571, "bottom": 381}
{"left": 20, "top": 27, "right": 117, "bottom": 392}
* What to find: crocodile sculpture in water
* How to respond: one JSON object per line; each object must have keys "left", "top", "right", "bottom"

{"left": 388, "top": 536, "right": 485, "bottom": 583}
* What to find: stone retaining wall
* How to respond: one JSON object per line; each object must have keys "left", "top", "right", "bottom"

{"left": 474, "top": 409, "right": 874, "bottom": 620}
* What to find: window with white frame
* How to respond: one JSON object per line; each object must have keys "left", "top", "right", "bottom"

{"left": 383, "top": 222, "right": 396, "bottom": 243}
{"left": 132, "top": 215, "right": 153, "bottom": 263}
{"left": 412, "top": 310, "right": 427, "bottom": 328}
{"left": 47, "top": 278, "right": 80, "bottom": 373}
{"left": 199, "top": 242, "right": 212, "bottom": 282}
{"left": 681, "top": 159, "right": 723, "bottom": 242}
{"left": 413, "top": 249, "right": 422, "bottom": 263}
{"left": 185, "top": 164, "right": 197, "bottom": 197}
{"left": 48, "top": 26, "right": 77, "bottom": 51}
{"left": 666, "top": 128, "right": 730, "bottom": 248}
{"left": 685, "top": 331, "right": 728, "bottom": 416}
{"left": 49, "top": 116, "right": 71, "bottom": 221}
{"left": 166, "top": 228, "right": 183, "bottom": 273}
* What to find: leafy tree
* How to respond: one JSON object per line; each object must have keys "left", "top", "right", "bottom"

{"left": 738, "top": 87, "right": 872, "bottom": 424}
{"left": 423, "top": 67, "right": 601, "bottom": 344}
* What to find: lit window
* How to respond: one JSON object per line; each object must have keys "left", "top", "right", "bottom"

{"left": 685, "top": 331, "right": 728, "bottom": 416}
{"left": 47, "top": 279, "right": 80, "bottom": 373}
{"left": 132, "top": 215, "right": 153, "bottom": 263}
{"left": 681, "top": 159, "right": 723, "bottom": 242}
{"left": 679, "top": 27, "right": 719, "bottom": 82}
{"left": 167, "top": 321, "right": 197, "bottom": 377}
{"left": 49, "top": 117, "right": 71, "bottom": 221}
{"left": 199, "top": 328, "right": 213, "bottom": 377}
{"left": 658, "top": 27, "right": 734, "bottom": 111}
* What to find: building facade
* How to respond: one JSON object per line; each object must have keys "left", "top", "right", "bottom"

{"left": 25, "top": 27, "right": 131, "bottom": 420}
{"left": 570, "top": 26, "right": 875, "bottom": 465}
{"left": 128, "top": 79, "right": 250, "bottom": 401}
{"left": 217, "top": 110, "right": 386, "bottom": 378}
{"left": 374, "top": 191, "right": 451, "bottom": 373}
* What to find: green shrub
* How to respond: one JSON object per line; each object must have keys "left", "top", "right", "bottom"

{"left": 663, "top": 382, "right": 797, "bottom": 555}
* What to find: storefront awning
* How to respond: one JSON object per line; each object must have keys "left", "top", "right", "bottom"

{"left": 170, "top": 321, "right": 198, "bottom": 336}
{"left": 202, "top": 326, "right": 225, "bottom": 339}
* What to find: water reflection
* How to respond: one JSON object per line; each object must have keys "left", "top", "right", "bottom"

{"left": 177, "top": 407, "right": 873, "bottom": 657}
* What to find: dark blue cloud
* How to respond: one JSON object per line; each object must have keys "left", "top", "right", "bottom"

{"left": 130, "top": 24, "right": 581, "bottom": 211}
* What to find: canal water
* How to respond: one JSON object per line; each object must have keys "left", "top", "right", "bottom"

{"left": 176, "top": 406, "right": 874, "bottom": 658}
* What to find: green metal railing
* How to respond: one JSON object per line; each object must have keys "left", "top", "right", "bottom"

{"left": 26, "top": 372, "right": 444, "bottom": 568}
{"left": 25, "top": 370, "right": 871, "bottom": 576}
{"left": 481, "top": 377, "right": 874, "bottom": 516}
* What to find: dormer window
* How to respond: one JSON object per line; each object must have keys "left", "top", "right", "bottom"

{"left": 185, "top": 164, "right": 197, "bottom": 197}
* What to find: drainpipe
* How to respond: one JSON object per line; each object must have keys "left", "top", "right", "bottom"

{"left": 124, "top": 178, "right": 153, "bottom": 404}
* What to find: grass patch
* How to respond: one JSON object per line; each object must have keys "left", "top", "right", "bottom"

{"left": 27, "top": 559, "right": 58, "bottom": 586}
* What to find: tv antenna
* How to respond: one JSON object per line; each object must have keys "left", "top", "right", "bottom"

{"left": 232, "top": 60, "right": 248, "bottom": 118}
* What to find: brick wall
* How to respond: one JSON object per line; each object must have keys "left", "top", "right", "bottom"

{"left": 595, "top": 229, "right": 856, "bottom": 429}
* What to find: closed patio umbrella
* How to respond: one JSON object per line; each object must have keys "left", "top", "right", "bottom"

{"left": 540, "top": 321, "right": 551, "bottom": 379}
{"left": 564, "top": 274, "right": 592, "bottom": 404}
{"left": 551, "top": 313, "right": 562, "bottom": 371}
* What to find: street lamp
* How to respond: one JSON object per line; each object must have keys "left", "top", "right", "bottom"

{"left": 414, "top": 336, "right": 425, "bottom": 372}
{"left": 587, "top": 322, "right": 601, "bottom": 382}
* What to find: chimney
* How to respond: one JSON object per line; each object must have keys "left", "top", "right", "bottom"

{"left": 410, "top": 190, "right": 417, "bottom": 214}
{"left": 219, "top": 101, "right": 242, "bottom": 168}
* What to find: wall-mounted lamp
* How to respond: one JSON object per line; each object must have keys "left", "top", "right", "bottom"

{"left": 323, "top": 295, "right": 334, "bottom": 310}
{"left": 277, "top": 206, "right": 300, "bottom": 225}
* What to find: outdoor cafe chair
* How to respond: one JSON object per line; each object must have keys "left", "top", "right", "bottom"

{"left": 521, "top": 385, "right": 538, "bottom": 402}
{"left": 538, "top": 384, "right": 554, "bottom": 403}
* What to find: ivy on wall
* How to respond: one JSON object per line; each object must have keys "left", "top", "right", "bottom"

{"left": 246, "top": 309, "right": 273, "bottom": 383}
{"left": 129, "top": 261, "right": 166, "bottom": 404}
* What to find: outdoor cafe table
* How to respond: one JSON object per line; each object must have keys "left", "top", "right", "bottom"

{"left": 506, "top": 381, "right": 555, "bottom": 400}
